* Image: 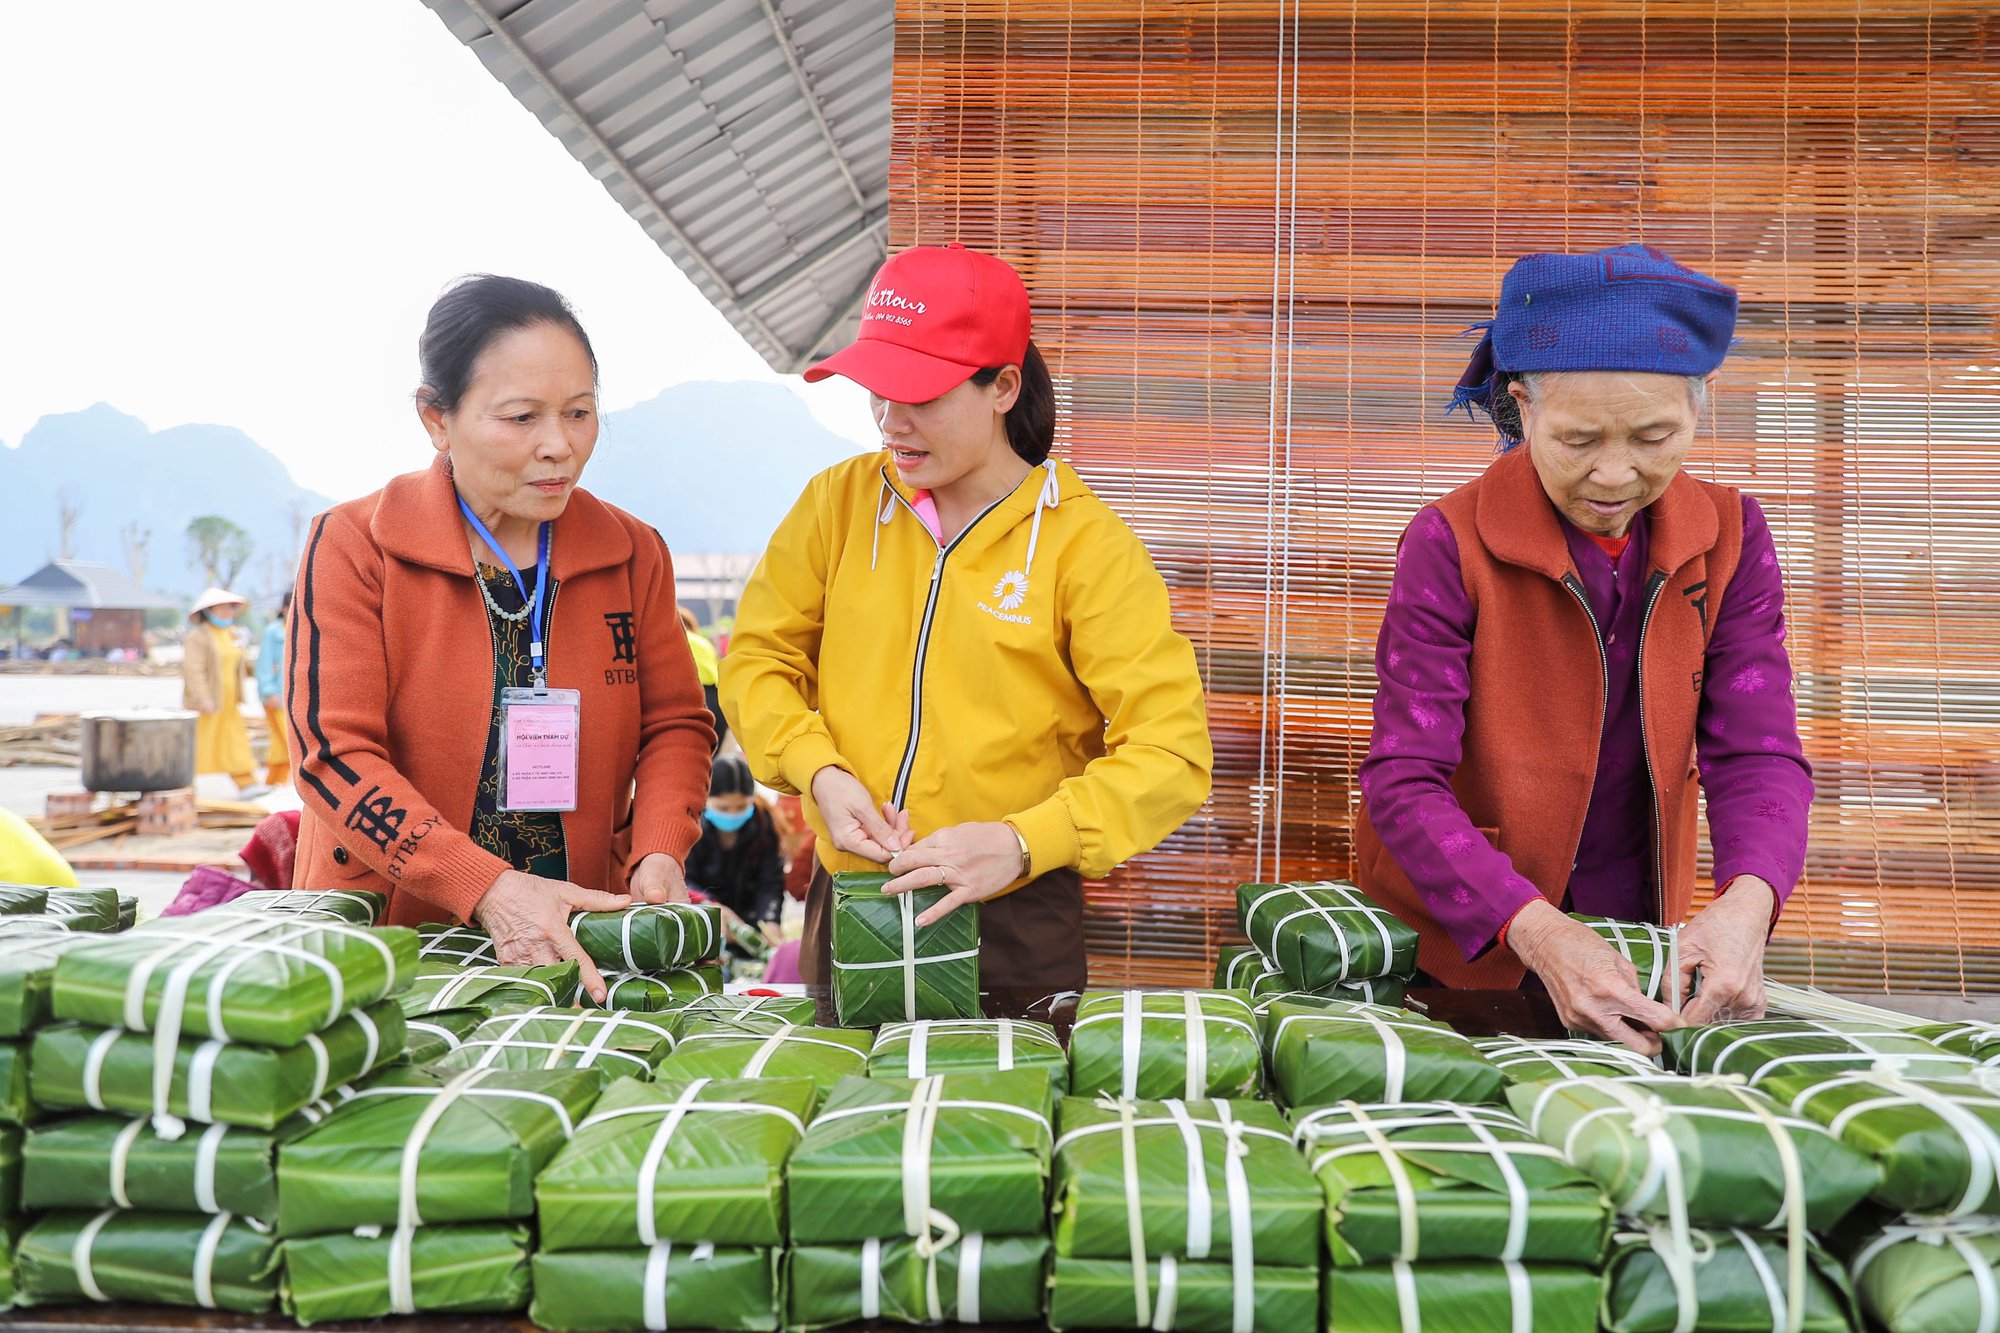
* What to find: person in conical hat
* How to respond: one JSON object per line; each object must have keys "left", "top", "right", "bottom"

{"left": 1356, "top": 244, "right": 1813, "bottom": 1051}
{"left": 183, "top": 587, "right": 265, "bottom": 796}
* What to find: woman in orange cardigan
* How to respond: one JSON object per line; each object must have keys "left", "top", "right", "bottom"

{"left": 286, "top": 276, "right": 715, "bottom": 1001}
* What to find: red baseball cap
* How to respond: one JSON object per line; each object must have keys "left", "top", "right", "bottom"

{"left": 804, "top": 243, "right": 1032, "bottom": 403}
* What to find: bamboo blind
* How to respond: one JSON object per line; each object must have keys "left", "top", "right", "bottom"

{"left": 890, "top": 1, "right": 2000, "bottom": 991}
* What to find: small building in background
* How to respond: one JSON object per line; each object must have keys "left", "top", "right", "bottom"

{"left": 0, "top": 560, "right": 181, "bottom": 657}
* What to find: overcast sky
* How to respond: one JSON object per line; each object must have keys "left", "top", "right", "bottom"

{"left": 0, "top": 0, "right": 874, "bottom": 501}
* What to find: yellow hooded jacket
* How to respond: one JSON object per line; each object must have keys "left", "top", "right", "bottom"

{"left": 721, "top": 451, "right": 1212, "bottom": 886}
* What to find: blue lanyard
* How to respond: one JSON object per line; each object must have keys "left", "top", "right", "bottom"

{"left": 459, "top": 498, "right": 552, "bottom": 686}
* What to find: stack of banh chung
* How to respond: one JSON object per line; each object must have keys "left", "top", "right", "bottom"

{"left": 1668, "top": 1016, "right": 2000, "bottom": 1333}
{"left": 12, "top": 908, "right": 414, "bottom": 1315}
{"left": 1231, "top": 881, "right": 1420, "bottom": 1009}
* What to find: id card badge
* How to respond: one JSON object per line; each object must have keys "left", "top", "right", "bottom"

{"left": 498, "top": 686, "right": 581, "bottom": 812}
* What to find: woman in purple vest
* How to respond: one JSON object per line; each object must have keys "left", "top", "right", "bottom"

{"left": 1355, "top": 245, "right": 1814, "bottom": 1053}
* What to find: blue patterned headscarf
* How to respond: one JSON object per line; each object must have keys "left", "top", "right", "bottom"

{"left": 1449, "top": 244, "right": 1738, "bottom": 435}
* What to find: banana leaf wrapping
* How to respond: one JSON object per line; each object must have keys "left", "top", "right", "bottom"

{"left": 431, "top": 1007, "right": 676, "bottom": 1080}
{"left": 1264, "top": 1000, "right": 1505, "bottom": 1108}
{"left": 869, "top": 1018, "right": 1070, "bottom": 1093}
{"left": 416, "top": 923, "right": 499, "bottom": 965}
{"left": 1, "top": 1219, "right": 14, "bottom": 1309}
{"left": 1910, "top": 1021, "right": 2000, "bottom": 1066}
{"left": 399, "top": 1007, "right": 490, "bottom": 1065}
{"left": 666, "top": 992, "right": 818, "bottom": 1037}
{"left": 0, "top": 884, "right": 51, "bottom": 914}
{"left": 1047, "top": 1256, "right": 1321, "bottom": 1333}
{"left": 599, "top": 965, "right": 725, "bottom": 1011}
{"left": 14, "top": 1208, "right": 280, "bottom": 1312}
{"left": 533, "top": 1244, "right": 781, "bottom": 1332}
{"left": 1052, "top": 1096, "right": 1320, "bottom": 1266}
{"left": 1237, "top": 881, "right": 1418, "bottom": 990}
{"left": 1213, "top": 945, "right": 1406, "bottom": 1007}
{"left": 29, "top": 1002, "right": 404, "bottom": 1133}
{"left": 788, "top": 1070, "right": 1055, "bottom": 1245}
{"left": 1475, "top": 1035, "right": 1665, "bottom": 1085}
{"left": 570, "top": 902, "right": 721, "bottom": 972}
{"left": 398, "top": 961, "right": 581, "bottom": 1015}
{"left": 117, "top": 896, "right": 137, "bottom": 931}
{"left": 1069, "top": 990, "right": 1263, "bottom": 1101}
{"left": 226, "top": 889, "right": 385, "bottom": 925}
{"left": 1663, "top": 1020, "right": 1973, "bottom": 1091}
{"left": 656, "top": 1024, "right": 871, "bottom": 1099}
{"left": 51, "top": 912, "right": 418, "bottom": 1047}
{"left": 0, "top": 914, "right": 75, "bottom": 940}
{"left": 536, "top": 1074, "right": 816, "bottom": 1250}
{"left": 1508, "top": 1075, "right": 1880, "bottom": 1231}
{"left": 788, "top": 1234, "right": 1050, "bottom": 1330}
{"left": 1321, "top": 1261, "right": 1600, "bottom": 1333}
{"left": 1292, "top": 1102, "right": 1611, "bottom": 1266}
{"left": 280, "top": 1222, "right": 530, "bottom": 1324}
{"left": 0, "top": 932, "right": 98, "bottom": 1037}
{"left": 275, "top": 1063, "right": 600, "bottom": 1234}
{"left": 1782, "top": 1069, "right": 2000, "bottom": 1214}
{"left": 1573, "top": 915, "right": 1687, "bottom": 1006}
{"left": 1848, "top": 1217, "right": 2000, "bottom": 1333}
{"left": 832, "top": 872, "right": 980, "bottom": 1026}
{"left": 1, "top": 1041, "right": 34, "bottom": 1125}
{"left": 23, "top": 1113, "right": 295, "bottom": 1220}
{"left": 43, "top": 888, "right": 123, "bottom": 933}
{"left": 1601, "top": 1225, "right": 1860, "bottom": 1332}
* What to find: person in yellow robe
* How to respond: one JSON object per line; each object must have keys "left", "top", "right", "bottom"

{"left": 183, "top": 587, "right": 266, "bottom": 797}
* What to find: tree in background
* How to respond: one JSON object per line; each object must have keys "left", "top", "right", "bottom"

{"left": 185, "top": 515, "right": 254, "bottom": 589}
{"left": 121, "top": 522, "right": 152, "bottom": 587}
{"left": 54, "top": 488, "right": 81, "bottom": 560}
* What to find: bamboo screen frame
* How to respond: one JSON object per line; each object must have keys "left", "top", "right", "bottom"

{"left": 889, "top": 1, "right": 2000, "bottom": 991}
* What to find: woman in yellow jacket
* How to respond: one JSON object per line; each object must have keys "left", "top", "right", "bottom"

{"left": 722, "top": 243, "right": 1212, "bottom": 995}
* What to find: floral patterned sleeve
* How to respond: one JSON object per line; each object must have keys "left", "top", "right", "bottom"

{"left": 1697, "top": 494, "right": 1815, "bottom": 913}
{"left": 1359, "top": 506, "right": 1545, "bottom": 961}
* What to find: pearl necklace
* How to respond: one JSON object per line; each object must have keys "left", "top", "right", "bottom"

{"left": 474, "top": 566, "right": 532, "bottom": 623}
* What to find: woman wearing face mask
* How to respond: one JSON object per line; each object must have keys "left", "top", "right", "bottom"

{"left": 684, "top": 756, "right": 784, "bottom": 936}
{"left": 1355, "top": 244, "right": 1814, "bottom": 1053}
{"left": 285, "top": 275, "right": 715, "bottom": 1003}
{"left": 184, "top": 587, "right": 267, "bottom": 798}
{"left": 721, "top": 243, "right": 1213, "bottom": 1000}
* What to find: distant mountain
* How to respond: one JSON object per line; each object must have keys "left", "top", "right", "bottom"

{"left": 0, "top": 403, "right": 332, "bottom": 601}
{"left": 0, "top": 384, "right": 868, "bottom": 598}
{"left": 585, "top": 380, "right": 865, "bottom": 553}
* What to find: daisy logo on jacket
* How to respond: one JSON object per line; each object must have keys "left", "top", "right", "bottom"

{"left": 993, "top": 570, "right": 1029, "bottom": 611}
{"left": 978, "top": 570, "right": 1033, "bottom": 626}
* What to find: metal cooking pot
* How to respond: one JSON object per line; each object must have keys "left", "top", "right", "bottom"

{"left": 79, "top": 709, "right": 198, "bottom": 793}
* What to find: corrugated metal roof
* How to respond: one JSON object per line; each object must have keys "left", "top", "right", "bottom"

{"left": 0, "top": 561, "right": 182, "bottom": 612}
{"left": 418, "top": 0, "right": 893, "bottom": 372}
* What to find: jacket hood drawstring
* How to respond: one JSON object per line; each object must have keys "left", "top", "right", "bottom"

{"left": 870, "top": 460, "right": 1063, "bottom": 578}
{"left": 1021, "top": 459, "right": 1061, "bottom": 582}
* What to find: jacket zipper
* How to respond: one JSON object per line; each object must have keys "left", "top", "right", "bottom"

{"left": 882, "top": 474, "right": 1014, "bottom": 806}
{"left": 1560, "top": 573, "right": 1611, "bottom": 905}
{"left": 1633, "top": 570, "right": 1670, "bottom": 924}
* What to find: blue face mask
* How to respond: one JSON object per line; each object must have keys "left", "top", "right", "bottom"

{"left": 704, "top": 805, "right": 754, "bottom": 833}
{"left": 209, "top": 613, "right": 237, "bottom": 627}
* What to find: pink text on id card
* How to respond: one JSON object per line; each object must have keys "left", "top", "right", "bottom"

{"left": 501, "top": 694, "right": 580, "bottom": 811}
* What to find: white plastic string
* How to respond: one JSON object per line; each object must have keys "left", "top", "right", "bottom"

{"left": 957, "top": 1233, "right": 984, "bottom": 1323}
{"left": 1119, "top": 1100, "right": 1152, "bottom": 1327}
{"left": 191, "top": 1210, "right": 231, "bottom": 1309}
{"left": 859, "top": 1237, "right": 883, "bottom": 1320}
{"left": 1150, "top": 1253, "right": 1180, "bottom": 1333}
{"left": 72, "top": 1208, "right": 117, "bottom": 1302}
{"left": 194, "top": 1121, "right": 229, "bottom": 1214}
{"left": 1164, "top": 1100, "right": 1214, "bottom": 1259}
{"left": 1503, "top": 1257, "right": 1534, "bottom": 1333}
{"left": 1182, "top": 993, "right": 1208, "bottom": 1100}
{"left": 1122, "top": 992, "right": 1144, "bottom": 1099}
{"left": 642, "top": 1241, "right": 672, "bottom": 1331}
{"left": 107, "top": 1118, "right": 146, "bottom": 1209}
{"left": 82, "top": 1027, "right": 120, "bottom": 1110}
{"left": 635, "top": 1081, "right": 710, "bottom": 1247}
{"left": 1391, "top": 1258, "right": 1421, "bottom": 1333}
